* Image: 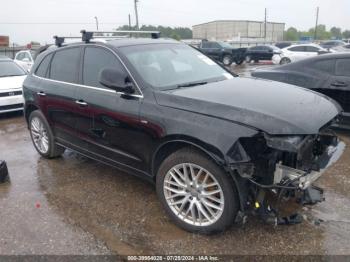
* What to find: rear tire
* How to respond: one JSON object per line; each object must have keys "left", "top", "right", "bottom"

{"left": 29, "top": 110, "right": 65, "bottom": 158}
{"left": 280, "top": 57, "right": 291, "bottom": 65}
{"left": 156, "top": 147, "right": 239, "bottom": 234}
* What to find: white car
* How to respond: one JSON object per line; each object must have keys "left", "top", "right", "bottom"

{"left": 279, "top": 44, "right": 330, "bottom": 64}
{"left": 14, "top": 50, "right": 35, "bottom": 71}
{"left": 0, "top": 56, "right": 27, "bottom": 113}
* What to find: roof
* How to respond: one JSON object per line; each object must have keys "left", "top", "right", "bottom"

{"left": 193, "top": 20, "right": 285, "bottom": 27}
{"left": 104, "top": 38, "right": 180, "bottom": 48}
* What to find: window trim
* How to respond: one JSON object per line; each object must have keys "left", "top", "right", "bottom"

{"left": 32, "top": 44, "right": 143, "bottom": 98}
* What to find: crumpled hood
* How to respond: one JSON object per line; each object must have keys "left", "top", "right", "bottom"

{"left": 0, "top": 75, "right": 26, "bottom": 91}
{"left": 155, "top": 77, "right": 341, "bottom": 135}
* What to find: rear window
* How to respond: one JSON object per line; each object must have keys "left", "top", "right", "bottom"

{"left": 335, "top": 59, "right": 350, "bottom": 77}
{"left": 35, "top": 53, "right": 53, "bottom": 77}
{"left": 49, "top": 47, "right": 81, "bottom": 83}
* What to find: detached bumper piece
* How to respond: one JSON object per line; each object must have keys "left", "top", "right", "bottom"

{"left": 0, "top": 160, "right": 9, "bottom": 183}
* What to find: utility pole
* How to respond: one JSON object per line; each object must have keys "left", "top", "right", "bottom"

{"left": 134, "top": 0, "right": 139, "bottom": 30}
{"left": 128, "top": 14, "right": 132, "bottom": 30}
{"left": 264, "top": 8, "right": 267, "bottom": 42}
{"left": 94, "top": 16, "right": 99, "bottom": 31}
{"left": 314, "top": 7, "right": 319, "bottom": 40}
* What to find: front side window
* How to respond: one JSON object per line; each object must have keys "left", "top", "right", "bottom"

{"left": 50, "top": 47, "right": 81, "bottom": 83}
{"left": 82, "top": 47, "right": 125, "bottom": 88}
{"left": 306, "top": 46, "right": 319, "bottom": 52}
{"left": 120, "top": 43, "right": 232, "bottom": 90}
{"left": 336, "top": 59, "right": 350, "bottom": 77}
{"left": 311, "top": 59, "right": 335, "bottom": 73}
{"left": 288, "top": 46, "right": 305, "bottom": 52}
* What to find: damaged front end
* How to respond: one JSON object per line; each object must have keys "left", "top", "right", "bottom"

{"left": 229, "top": 128, "right": 345, "bottom": 225}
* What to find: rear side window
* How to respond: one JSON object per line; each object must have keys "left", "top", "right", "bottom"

{"left": 35, "top": 53, "right": 53, "bottom": 77}
{"left": 82, "top": 47, "right": 125, "bottom": 88}
{"left": 336, "top": 59, "right": 350, "bottom": 77}
{"left": 311, "top": 59, "right": 335, "bottom": 74}
{"left": 201, "top": 42, "right": 210, "bottom": 48}
{"left": 50, "top": 47, "right": 81, "bottom": 83}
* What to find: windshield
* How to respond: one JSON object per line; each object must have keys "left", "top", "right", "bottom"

{"left": 0, "top": 61, "right": 26, "bottom": 77}
{"left": 119, "top": 44, "right": 233, "bottom": 90}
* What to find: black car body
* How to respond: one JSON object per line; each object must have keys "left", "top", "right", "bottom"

{"left": 252, "top": 53, "right": 350, "bottom": 128}
{"left": 198, "top": 40, "right": 246, "bottom": 66}
{"left": 23, "top": 33, "right": 343, "bottom": 234}
{"left": 245, "top": 45, "right": 281, "bottom": 63}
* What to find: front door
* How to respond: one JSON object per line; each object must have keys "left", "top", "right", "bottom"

{"left": 75, "top": 46, "right": 147, "bottom": 174}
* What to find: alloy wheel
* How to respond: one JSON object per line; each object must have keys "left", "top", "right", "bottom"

{"left": 163, "top": 163, "right": 224, "bottom": 226}
{"left": 30, "top": 117, "right": 49, "bottom": 154}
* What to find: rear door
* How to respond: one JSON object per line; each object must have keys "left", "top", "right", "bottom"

{"left": 75, "top": 45, "right": 146, "bottom": 172}
{"left": 332, "top": 58, "right": 350, "bottom": 123}
{"left": 41, "top": 46, "right": 82, "bottom": 144}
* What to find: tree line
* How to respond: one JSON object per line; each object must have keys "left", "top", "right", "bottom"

{"left": 117, "top": 25, "right": 192, "bottom": 40}
{"left": 285, "top": 25, "right": 350, "bottom": 41}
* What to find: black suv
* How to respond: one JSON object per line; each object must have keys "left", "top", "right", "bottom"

{"left": 23, "top": 31, "right": 343, "bottom": 234}
{"left": 198, "top": 40, "right": 246, "bottom": 66}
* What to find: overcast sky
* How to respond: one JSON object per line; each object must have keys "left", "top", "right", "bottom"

{"left": 1, "top": 0, "right": 349, "bottom": 45}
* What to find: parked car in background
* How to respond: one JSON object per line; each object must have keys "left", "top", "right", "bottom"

{"left": 14, "top": 50, "right": 35, "bottom": 71}
{"left": 23, "top": 32, "right": 342, "bottom": 234}
{"left": 0, "top": 56, "right": 26, "bottom": 113}
{"left": 279, "top": 44, "right": 329, "bottom": 64}
{"left": 245, "top": 45, "right": 282, "bottom": 64}
{"left": 275, "top": 42, "right": 292, "bottom": 49}
{"left": 252, "top": 53, "right": 350, "bottom": 128}
{"left": 198, "top": 40, "right": 246, "bottom": 66}
{"left": 320, "top": 40, "right": 346, "bottom": 50}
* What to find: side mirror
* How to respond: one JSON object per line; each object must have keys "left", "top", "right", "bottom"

{"left": 99, "top": 67, "right": 135, "bottom": 94}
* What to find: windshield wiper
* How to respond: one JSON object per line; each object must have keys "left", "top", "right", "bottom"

{"left": 177, "top": 81, "right": 208, "bottom": 88}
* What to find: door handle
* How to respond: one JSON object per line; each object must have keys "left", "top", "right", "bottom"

{"left": 75, "top": 100, "right": 88, "bottom": 107}
{"left": 331, "top": 81, "right": 347, "bottom": 87}
{"left": 37, "top": 91, "right": 46, "bottom": 97}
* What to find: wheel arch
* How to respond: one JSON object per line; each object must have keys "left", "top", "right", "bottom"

{"left": 24, "top": 103, "right": 39, "bottom": 126}
{"left": 151, "top": 136, "right": 226, "bottom": 179}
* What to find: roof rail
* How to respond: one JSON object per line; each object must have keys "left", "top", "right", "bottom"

{"left": 53, "top": 35, "right": 81, "bottom": 47}
{"left": 80, "top": 30, "right": 161, "bottom": 42}
{"left": 53, "top": 30, "right": 161, "bottom": 47}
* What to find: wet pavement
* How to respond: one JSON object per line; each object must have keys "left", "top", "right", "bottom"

{"left": 1, "top": 64, "right": 350, "bottom": 255}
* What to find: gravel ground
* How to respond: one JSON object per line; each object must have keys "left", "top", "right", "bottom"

{"left": 0, "top": 63, "right": 350, "bottom": 256}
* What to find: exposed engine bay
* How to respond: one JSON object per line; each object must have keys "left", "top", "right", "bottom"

{"left": 230, "top": 128, "right": 345, "bottom": 225}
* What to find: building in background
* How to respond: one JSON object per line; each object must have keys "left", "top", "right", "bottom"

{"left": 192, "top": 20, "right": 285, "bottom": 42}
{"left": 0, "top": 36, "right": 10, "bottom": 47}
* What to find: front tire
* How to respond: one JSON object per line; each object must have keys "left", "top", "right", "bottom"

{"left": 222, "top": 55, "right": 233, "bottom": 66}
{"left": 156, "top": 148, "right": 239, "bottom": 234}
{"left": 29, "top": 110, "right": 65, "bottom": 158}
